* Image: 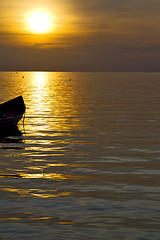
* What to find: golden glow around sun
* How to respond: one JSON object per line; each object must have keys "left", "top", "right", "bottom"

{"left": 29, "top": 12, "right": 51, "bottom": 33}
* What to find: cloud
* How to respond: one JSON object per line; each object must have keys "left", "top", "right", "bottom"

{"left": 67, "top": 0, "right": 160, "bottom": 14}
{"left": 0, "top": 39, "right": 160, "bottom": 72}
{"left": 0, "top": 0, "right": 160, "bottom": 71}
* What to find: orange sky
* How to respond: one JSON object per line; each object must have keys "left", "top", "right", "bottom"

{"left": 0, "top": 0, "right": 160, "bottom": 71}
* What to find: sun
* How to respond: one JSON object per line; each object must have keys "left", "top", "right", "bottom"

{"left": 29, "top": 12, "right": 51, "bottom": 34}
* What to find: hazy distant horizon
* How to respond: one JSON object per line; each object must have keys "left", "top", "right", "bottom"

{"left": 1, "top": 70, "right": 160, "bottom": 73}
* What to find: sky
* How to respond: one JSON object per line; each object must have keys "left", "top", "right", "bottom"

{"left": 0, "top": 0, "right": 160, "bottom": 71}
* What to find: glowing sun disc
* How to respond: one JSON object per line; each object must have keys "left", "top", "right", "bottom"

{"left": 29, "top": 12, "right": 51, "bottom": 33}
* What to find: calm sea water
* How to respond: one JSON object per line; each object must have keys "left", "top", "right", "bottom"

{"left": 0, "top": 72, "right": 160, "bottom": 240}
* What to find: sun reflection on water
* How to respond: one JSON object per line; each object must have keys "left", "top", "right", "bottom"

{"left": 24, "top": 71, "right": 82, "bottom": 156}
{"left": 26, "top": 71, "right": 80, "bottom": 131}
{"left": 1, "top": 187, "right": 72, "bottom": 198}
{"left": 0, "top": 72, "right": 86, "bottom": 198}
{"left": 28, "top": 72, "right": 51, "bottom": 116}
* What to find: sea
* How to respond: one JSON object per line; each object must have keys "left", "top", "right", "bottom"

{"left": 0, "top": 72, "right": 160, "bottom": 240}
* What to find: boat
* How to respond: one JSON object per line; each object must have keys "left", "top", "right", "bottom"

{"left": 0, "top": 96, "right": 25, "bottom": 129}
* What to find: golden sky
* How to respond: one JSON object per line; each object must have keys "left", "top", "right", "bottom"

{"left": 0, "top": 0, "right": 160, "bottom": 71}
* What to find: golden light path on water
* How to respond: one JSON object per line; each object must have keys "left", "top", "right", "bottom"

{"left": 0, "top": 71, "right": 87, "bottom": 199}
{"left": 25, "top": 71, "right": 80, "bottom": 131}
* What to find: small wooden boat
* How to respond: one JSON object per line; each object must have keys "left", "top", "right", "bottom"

{"left": 0, "top": 96, "right": 25, "bottom": 128}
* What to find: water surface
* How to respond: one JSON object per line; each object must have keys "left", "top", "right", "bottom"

{"left": 0, "top": 72, "right": 160, "bottom": 239}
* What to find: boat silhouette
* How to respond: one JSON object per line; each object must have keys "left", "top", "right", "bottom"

{"left": 0, "top": 96, "right": 25, "bottom": 129}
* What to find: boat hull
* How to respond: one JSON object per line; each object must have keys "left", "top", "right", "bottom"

{"left": 0, "top": 113, "right": 24, "bottom": 128}
{"left": 0, "top": 96, "right": 25, "bottom": 129}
